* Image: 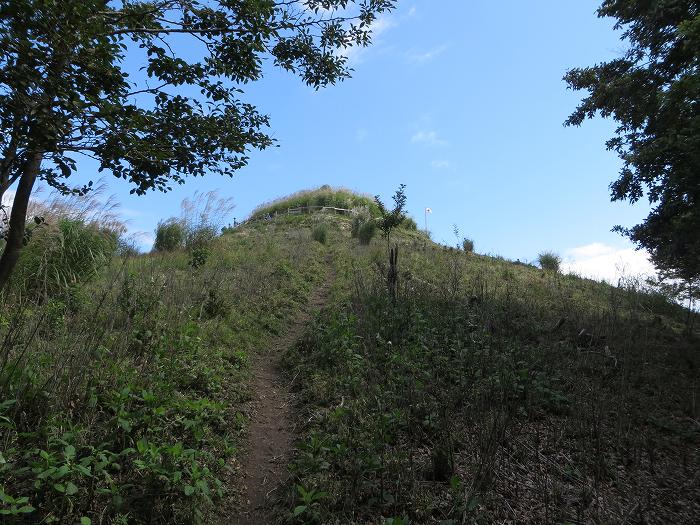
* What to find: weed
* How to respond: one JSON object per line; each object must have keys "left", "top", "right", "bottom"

{"left": 358, "top": 220, "right": 377, "bottom": 245}
{"left": 538, "top": 250, "right": 562, "bottom": 272}
{"left": 154, "top": 220, "right": 185, "bottom": 252}
{"left": 462, "top": 237, "right": 474, "bottom": 253}
{"left": 312, "top": 223, "right": 328, "bottom": 244}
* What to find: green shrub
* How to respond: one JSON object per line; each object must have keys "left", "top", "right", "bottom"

{"left": 188, "top": 247, "right": 209, "bottom": 269}
{"left": 154, "top": 220, "right": 184, "bottom": 252}
{"left": 462, "top": 237, "right": 474, "bottom": 253}
{"left": 312, "top": 223, "right": 328, "bottom": 244}
{"left": 351, "top": 216, "right": 363, "bottom": 238}
{"left": 12, "top": 219, "right": 116, "bottom": 298}
{"left": 538, "top": 251, "right": 562, "bottom": 272}
{"left": 358, "top": 220, "right": 377, "bottom": 245}
{"left": 401, "top": 216, "right": 418, "bottom": 230}
{"left": 185, "top": 225, "right": 217, "bottom": 250}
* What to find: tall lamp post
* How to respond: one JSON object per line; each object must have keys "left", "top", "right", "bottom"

{"left": 424, "top": 207, "right": 432, "bottom": 234}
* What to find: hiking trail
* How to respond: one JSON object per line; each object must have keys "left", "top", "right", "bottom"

{"left": 231, "top": 265, "right": 335, "bottom": 524}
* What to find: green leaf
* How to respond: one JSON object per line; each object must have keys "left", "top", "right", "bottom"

{"left": 183, "top": 485, "right": 195, "bottom": 496}
{"left": 64, "top": 445, "right": 76, "bottom": 459}
{"left": 293, "top": 505, "right": 306, "bottom": 517}
{"left": 136, "top": 439, "right": 148, "bottom": 454}
{"left": 80, "top": 517, "right": 92, "bottom": 525}
{"left": 65, "top": 482, "right": 79, "bottom": 496}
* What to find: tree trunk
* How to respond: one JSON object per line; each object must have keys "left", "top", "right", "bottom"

{"left": 0, "top": 152, "right": 42, "bottom": 290}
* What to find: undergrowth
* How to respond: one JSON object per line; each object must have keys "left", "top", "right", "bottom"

{"left": 0, "top": 217, "right": 325, "bottom": 523}
{"left": 284, "top": 232, "right": 699, "bottom": 524}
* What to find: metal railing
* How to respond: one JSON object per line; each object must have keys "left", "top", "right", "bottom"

{"left": 236, "top": 205, "right": 356, "bottom": 227}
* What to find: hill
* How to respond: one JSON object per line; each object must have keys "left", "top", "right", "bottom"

{"left": 0, "top": 191, "right": 697, "bottom": 524}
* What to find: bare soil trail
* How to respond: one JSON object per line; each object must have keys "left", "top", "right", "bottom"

{"left": 232, "top": 264, "right": 335, "bottom": 525}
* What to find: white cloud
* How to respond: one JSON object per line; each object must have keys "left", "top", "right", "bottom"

{"left": 431, "top": 160, "right": 451, "bottom": 169}
{"left": 562, "top": 242, "right": 655, "bottom": 283}
{"left": 120, "top": 207, "right": 147, "bottom": 219}
{"left": 370, "top": 15, "right": 396, "bottom": 38}
{"left": 407, "top": 44, "right": 448, "bottom": 64}
{"left": 411, "top": 130, "right": 446, "bottom": 146}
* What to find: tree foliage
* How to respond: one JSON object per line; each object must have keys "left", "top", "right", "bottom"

{"left": 564, "top": 0, "right": 700, "bottom": 281}
{"left": 0, "top": 0, "right": 395, "bottom": 287}
{"left": 374, "top": 183, "right": 407, "bottom": 248}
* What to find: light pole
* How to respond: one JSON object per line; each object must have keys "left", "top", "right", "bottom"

{"left": 424, "top": 207, "right": 432, "bottom": 234}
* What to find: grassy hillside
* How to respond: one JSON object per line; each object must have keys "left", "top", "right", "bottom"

{"left": 0, "top": 216, "right": 327, "bottom": 523}
{"left": 249, "top": 186, "right": 380, "bottom": 222}
{"left": 1, "top": 191, "right": 697, "bottom": 524}
{"left": 282, "top": 215, "right": 699, "bottom": 524}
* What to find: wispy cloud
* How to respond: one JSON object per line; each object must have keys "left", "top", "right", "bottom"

{"left": 431, "top": 160, "right": 451, "bottom": 169}
{"left": 339, "top": 14, "right": 396, "bottom": 63}
{"left": 120, "top": 207, "right": 149, "bottom": 219}
{"left": 370, "top": 15, "right": 397, "bottom": 38}
{"left": 411, "top": 130, "right": 446, "bottom": 146}
{"left": 407, "top": 44, "right": 449, "bottom": 64}
{"left": 562, "top": 242, "right": 655, "bottom": 283}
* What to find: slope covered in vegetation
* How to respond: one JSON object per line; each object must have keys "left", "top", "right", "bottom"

{"left": 0, "top": 210, "right": 327, "bottom": 523}
{"left": 283, "top": 217, "right": 698, "bottom": 524}
{"left": 249, "top": 186, "right": 380, "bottom": 221}
{"left": 0, "top": 189, "right": 697, "bottom": 524}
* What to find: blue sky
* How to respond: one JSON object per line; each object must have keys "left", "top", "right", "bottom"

{"left": 39, "top": 1, "right": 658, "bottom": 280}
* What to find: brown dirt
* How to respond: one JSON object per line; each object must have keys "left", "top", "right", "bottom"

{"left": 231, "top": 267, "right": 334, "bottom": 524}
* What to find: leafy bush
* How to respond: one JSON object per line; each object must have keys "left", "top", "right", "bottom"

{"left": 462, "top": 237, "right": 474, "bottom": 253}
{"left": 358, "top": 220, "right": 377, "bottom": 245}
{"left": 538, "top": 251, "right": 562, "bottom": 272}
{"left": 401, "top": 216, "right": 418, "bottom": 230}
{"left": 154, "top": 220, "right": 185, "bottom": 252}
{"left": 185, "top": 225, "right": 217, "bottom": 251}
{"left": 312, "top": 223, "right": 328, "bottom": 244}
{"left": 188, "top": 247, "right": 209, "bottom": 269}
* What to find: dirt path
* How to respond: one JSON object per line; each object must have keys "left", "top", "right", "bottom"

{"left": 233, "top": 267, "right": 334, "bottom": 524}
